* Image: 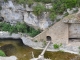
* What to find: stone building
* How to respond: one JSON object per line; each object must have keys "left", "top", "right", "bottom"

{"left": 33, "top": 12, "right": 80, "bottom": 45}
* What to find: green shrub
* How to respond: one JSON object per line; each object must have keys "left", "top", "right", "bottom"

{"left": 34, "top": 0, "right": 41, "bottom": 2}
{"left": 27, "top": 27, "right": 41, "bottom": 37}
{"left": 42, "top": 0, "right": 52, "bottom": 3}
{"left": 0, "top": 22, "right": 40, "bottom": 37}
{"left": 53, "top": 44, "right": 60, "bottom": 49}
{"left": 34, "top": 40, "right": 38, "bottom": 42}
{"left": 49, "top": 12, "right": 56, "bottom": 21}
{"left": 33, "top": 3, "right": 45, "bottom": 16}
{"left": 27, "top": 0, "right": 34, "bottom": 7}
{"left": 52, "top": 0, "right": 66, "bottom": 14}
{"left": 34, "top": 0, "right": 53, "bottom": 3}
{"left": 76, "top": 0, "right": 80, "bottom": 7}
{"left": 15, "top": 0, "right": 27, "bottom": 4}
{"left": 53, "top": 43, "right": 62, "bottom": 49}
{"left": 0, "top": 50, "right": 6, "bottom": 56}
{"left": 1, "top": 22, "right": 11, "bottom": 31}
{"left": 52, "top": 0, "right": 79, "bottom": 14}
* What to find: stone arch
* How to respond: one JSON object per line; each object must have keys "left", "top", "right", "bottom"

{"left": 46, "top": 36, "right": 51, "bottom": 41}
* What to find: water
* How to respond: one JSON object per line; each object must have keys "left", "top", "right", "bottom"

{"left": 0, "top": 39, "right": 80, "bottom": 60}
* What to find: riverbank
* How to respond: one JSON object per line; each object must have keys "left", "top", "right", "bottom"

{"left": 0, "top": 31, "right": 80, "bottom": 55}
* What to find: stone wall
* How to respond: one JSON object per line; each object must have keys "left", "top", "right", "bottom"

{"left": 33, "top": 29, "right": 48, "bottom": 41}
{"left": 46, "top": 20, "right": 68, "bottom": 44}
{"left": 34, "top": 20, "right": 69, "bottom": 44}
{"left": 69, "top": 23, "right": 80, "bottom": 38}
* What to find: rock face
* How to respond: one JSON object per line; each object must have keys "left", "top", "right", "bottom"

{"left": 24, "top": 12, "right": 52, "bottom": 30}
{"left": 0, "top": 1, "right": 52, "bottom": 30}
{"left": 24, "top": 12, "right": 39, "bottom": 29}
{"left": 0, "top": 31, "right": 20, "bottom": 39}
{"left": 0, "top": 56, "right": 17, "bottom": 60}
{"left": 0, "top": 1, "right": 23, "bottom": 24}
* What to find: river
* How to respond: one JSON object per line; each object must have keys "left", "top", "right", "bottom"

{"left": 0, "top": 38, "right": 80, "bottom": 60}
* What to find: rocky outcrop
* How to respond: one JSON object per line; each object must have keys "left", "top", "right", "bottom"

{"left": 21, "top": 36, "right": 43, "bottom": 49}
{"left": 0, "top": 1, "right": 24, "bottom": 24}
{"left": 24, "top": 12, "right": 52, "bottom": 30}
{"left": 0, "top": 1, "right": 52, "bottom": 30}
{"left": 0, "top": 31, "right": 20, "bottom": 39}
{"left": 0, "top": 31, "right": 43, "bottom": 49}
{"left": 0, "top": 56, "right": 17, "bottom": 60}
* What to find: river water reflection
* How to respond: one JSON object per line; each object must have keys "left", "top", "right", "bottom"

{"left": 0, "top": 39, "right": 80, "bottom": 60}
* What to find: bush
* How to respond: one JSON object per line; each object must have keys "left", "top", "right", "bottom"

{"left": 34, "top": 0, "right": 41, "bottom": 2}
{"left": 34, "top": 0, "right": 53, "bottom": 3}
{"left": 0, "top": 22, "right": 40, "bottom": 37}
{"left": 76, "top": 0, "right": 80, "bottom": 7}
{"left": 42, "top": 0, "right": 52, "bottom": 3}
{"left": 53, "top": 44, "right": 60, "bottom": 49}
{"left": 27, "top": 26, "right": 41, "bottom": 37}
{"left": 1, "top": 22, "right": 11, "bottom": 31}
{"left": 49, "top": 12, "right": 56, "bottom": 21}
{"left": 53, "top": 43, "right": 62, "bottom": 49}
{"left": 33, "top": 3, "right": 45, "bottom": 16}
{"left": 15, "top": 0, "right": 27, "bottom": 4}
{"left": 52, "top": 0, "right": 79, "bottom": 14}
{"left": 0, "top": 50, "right": 6, "bottom": 56}
{"left": 27, "top": 0, "right": 34, "bottom": 7}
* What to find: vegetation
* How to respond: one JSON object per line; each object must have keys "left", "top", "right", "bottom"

{"left": 49, "top": 12, "right": 56, "bottom": 21}
{"left": 34, "top": 40, "right": 38, "bottom": 42}
{"left": 52, "top": 0, "right": 79, "bottom": 14}
{"left": 34, "top": 0, "right": 53, "bottom": 3}
{"left": 11, "top": 0, "right": 80, "bottom": 21}
{"left": 4, "top": 0, "right": 8, "bottom": 2}
{"left": 42, "top": 41, "right": 47, "bottom": 47}
{"left": 0, "top": 22, "right": 40, "bottom": 37}
{"left": 15, "top": 0, "right": 27, "bottom": 4}
{"left": 27, "top": 0, "right": 34, "bottom": 7}
{"left": 0, "top": 50, "right": 6, "bottom": 56}
{"left": 53, "top": 43, "right": 62, "bottom": 49}
{"left": 33, "top": 3, "right": 45, "bottom": 16}
{"left": 15, "top": 0, "right": 33, "bottom": 7}
{"left": 58, "top": 50, "right": 64, "bottom": 52}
